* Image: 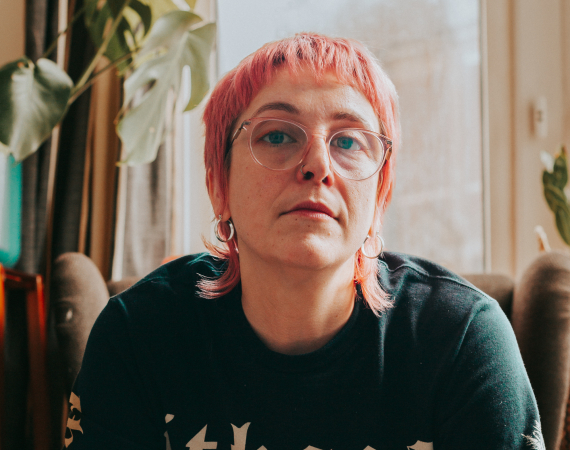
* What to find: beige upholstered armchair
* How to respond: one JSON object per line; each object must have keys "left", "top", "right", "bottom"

{"left": 50, "top": 251, "right": 570, "bottom": 450}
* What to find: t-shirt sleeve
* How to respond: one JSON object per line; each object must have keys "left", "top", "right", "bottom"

{"left": 435, "top": 299, "right": 544, "bottom": 449}
{"left": 64, "top": 299, "right": 165, "bottom": 450}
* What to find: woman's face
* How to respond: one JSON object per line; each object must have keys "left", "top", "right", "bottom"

{"left": 214, "top": 66, "right": 382, "bottom": 272}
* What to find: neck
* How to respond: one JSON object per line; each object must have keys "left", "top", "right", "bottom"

{"left": 239, "top": 253, "right": 356, "bottom": 355}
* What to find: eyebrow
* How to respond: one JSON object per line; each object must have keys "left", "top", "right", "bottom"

{"left": 253, "top": 102, "right": 301, "bottom": 116}
{"left": 252, "top": 102, "right": 375, "bottom": 131}
{"left": 332, "top": 111, "right": 374, "bottom": 130}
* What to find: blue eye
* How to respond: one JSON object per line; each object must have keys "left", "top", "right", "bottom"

{"left": 331, "top": 136, "right": 362, "bottom": 151}
{"left": 262, "top": 132, "right": 294, "bottom": 145}
{"left": 337, "top": 137, "right": 354, "bottom": 149}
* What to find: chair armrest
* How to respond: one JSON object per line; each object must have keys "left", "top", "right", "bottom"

{"left": 512, "top": 251, "right": 570, "bottom": 450}
{"left": 50, "top": 252, "right": 109, "bottom": 395}
{"left": 107, "top": 276, "right": 139, "bottom": 297}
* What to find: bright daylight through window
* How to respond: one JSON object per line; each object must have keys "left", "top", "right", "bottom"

{"left": 217, "top": 0, "right": 484, "bottom": 273}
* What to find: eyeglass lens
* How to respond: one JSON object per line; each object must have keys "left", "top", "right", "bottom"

{"left": 249, "top": 119, "right": 386, "bottom": 180}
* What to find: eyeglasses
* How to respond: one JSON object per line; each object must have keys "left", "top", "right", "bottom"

{"left": 229, "top": 117, "right": 392, "bottom": 181}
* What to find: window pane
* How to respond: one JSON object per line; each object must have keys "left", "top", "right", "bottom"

{"left": 218, "top": 0, "right": 484, "bottom": 273}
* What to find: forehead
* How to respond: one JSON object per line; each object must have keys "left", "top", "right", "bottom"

{"left": 238, "top": 66, "right": 380, "bottom": 133}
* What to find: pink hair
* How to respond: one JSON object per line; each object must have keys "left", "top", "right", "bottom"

{"left": 199, "top": 32, "right": 400, "bottom": 315}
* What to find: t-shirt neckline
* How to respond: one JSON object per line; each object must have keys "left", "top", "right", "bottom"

{"left": 221, "top": 284, "right": 367, "bottom": 374}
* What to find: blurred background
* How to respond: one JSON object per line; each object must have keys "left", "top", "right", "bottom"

{"left": 2, "top": 0, "right": 569, "bottom": 281}
{"left": 216, "top": 0, "right": 570, "bottom": 278}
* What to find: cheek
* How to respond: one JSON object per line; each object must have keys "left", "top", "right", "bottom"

{"left": 347, "top": 182, "right": 378, "bottom": 229}
{"left": 228, "top": 172, "right": 256, "bottom": 219}
{"left": 227, "top": 156, "right": 281, "bottom": 227}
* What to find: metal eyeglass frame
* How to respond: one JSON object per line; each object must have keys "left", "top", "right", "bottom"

{"left": 228, "top": 117, "right": 393, "bottom": 181}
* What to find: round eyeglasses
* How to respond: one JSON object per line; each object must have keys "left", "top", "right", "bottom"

{"left": 229, "top": 117, "right": 393, "bottom": 181}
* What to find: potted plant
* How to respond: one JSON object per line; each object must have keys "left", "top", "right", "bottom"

{"left": 0, "top": 0, "right": 216, "bottom": 267}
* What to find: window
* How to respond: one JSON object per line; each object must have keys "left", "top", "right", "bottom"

{"left": 217, "top": 0, "right": 484, "bottom": 272}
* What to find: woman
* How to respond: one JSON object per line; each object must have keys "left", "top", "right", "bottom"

{"left": 66, "top": 34, "right": 542, "bottom": 450}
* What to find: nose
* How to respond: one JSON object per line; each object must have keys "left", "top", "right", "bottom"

{"left": 298, "top": 134, "right": 334, "bottom": 183}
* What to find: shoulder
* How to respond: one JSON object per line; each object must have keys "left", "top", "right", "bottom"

{"left": 115, "top": 252, "right": 224, "bottom": 301}
{"left": 376, "top": 254, "right": 534, "bottom": 413}
{"left": 379, "top": 251, "right": 482, "bottom": 293}
{"left": 91, "top": 253, "right": 229, "bottom": 351}
{"left": 377, "top": 252, "right": 511, "bottom": 359}
{"left": 108, "top": 252, "right": 226, "bottom": 314}
{"left": 378, "top": 251, "right": 496, "bottom": 316}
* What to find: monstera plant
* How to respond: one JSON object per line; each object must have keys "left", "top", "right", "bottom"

{"left": 0, "top": 0, "right": 216, "bottom": 165}
{"left": 542, "top": 145, "right": 570, "bottom": 245}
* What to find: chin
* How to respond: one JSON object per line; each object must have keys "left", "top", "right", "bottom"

{"left": 278, "top": 238, "right": 352, "bottom": 271}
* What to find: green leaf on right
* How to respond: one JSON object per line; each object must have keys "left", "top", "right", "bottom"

{"left": 0, "top": 57, "right": 73, "bottom": 161}
{"left": 542, "top": 146, "right": 570, "bottom": 245}
{"left": 117, "top": 11, "right": 215, "bottom": 165}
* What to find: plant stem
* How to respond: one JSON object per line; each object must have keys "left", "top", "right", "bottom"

{"left": 41, "top": 5, "right": 86, "bottom": 60}
{"left": 67, "top": 48, "right": 139, "bottom": 104}
{"left": 72, "top": 0, "right": 132, "bottom": 95}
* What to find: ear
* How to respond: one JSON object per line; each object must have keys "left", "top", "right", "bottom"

{"left": 206, "top": 168, "right": 231, "bottom": 221}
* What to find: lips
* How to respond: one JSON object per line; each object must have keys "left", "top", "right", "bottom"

{"left": 285, "top": 201, "right": 336, "bottom": 218}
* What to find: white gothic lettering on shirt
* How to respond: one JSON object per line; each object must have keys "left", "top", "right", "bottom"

{"left": 168, "top": 418, "right": 435, "bottom": 450}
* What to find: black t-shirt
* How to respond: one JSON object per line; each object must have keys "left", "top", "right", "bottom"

{"left": 65, "top": 252, "right": 544, "bottom": 450}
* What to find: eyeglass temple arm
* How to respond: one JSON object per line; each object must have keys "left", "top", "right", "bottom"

{"left": 385, "top": 140, "right": 393, "bottom": 162}
{"left": 229, "top": 121, "right": 252, "bottom": 147}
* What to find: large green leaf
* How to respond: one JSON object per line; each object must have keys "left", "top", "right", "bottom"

{"left": 183, "top": 21, "right": 215, "bottom": 111}
{"left": 144, "top": 0, "right": 197, "bottom": 21}
{"left": 126, "top": 0, "right": 152, "bottom": 39}
{"left": 84, "top": 0, "right": 197, "bottom": 72}
{"left": 0, "top": 57, "right": 73, "bottom": 161}
{"left": 129, "top": 9, "right": 202, "bottom": 65}
{"left": 117, "top": 11, "right": 215, "bottom": 164}
{"left": 546, "top": 150, "right": 569, "bottom": 190}
{"left": 556, "top": 206, "right": 570, "bottom": 245}
{"left": 544, "top": 184, "right": 568, "bottom": 212}
{"left": 84, "top": 0, "right": 152, "bottom": 72}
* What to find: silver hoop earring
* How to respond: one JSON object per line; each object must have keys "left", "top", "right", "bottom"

{"left": 361, "top": 233, "right": 384, "bottom": 259}
{"left": 300, "top": 164, "right": 307, "bottom": 176}
{"left": 214, "top": 215, "right": 235, "bottom": 243}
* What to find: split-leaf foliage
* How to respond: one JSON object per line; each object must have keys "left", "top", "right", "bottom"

{"left": 0, "top": 0, "right": 214, "bottom": 165}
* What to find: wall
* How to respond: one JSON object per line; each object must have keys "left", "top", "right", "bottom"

{"left": 0, "top": 0, "right": 25, "bottom": 66}
{"left": 566, "top": 0, "right": 570, "bottom": 148}
{"left": 486, "top": 0, "right": 570, "bottom": 277}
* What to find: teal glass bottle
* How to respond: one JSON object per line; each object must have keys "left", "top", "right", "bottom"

{"left": 0, "top": 153, "right": 22, "bottom": 268}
